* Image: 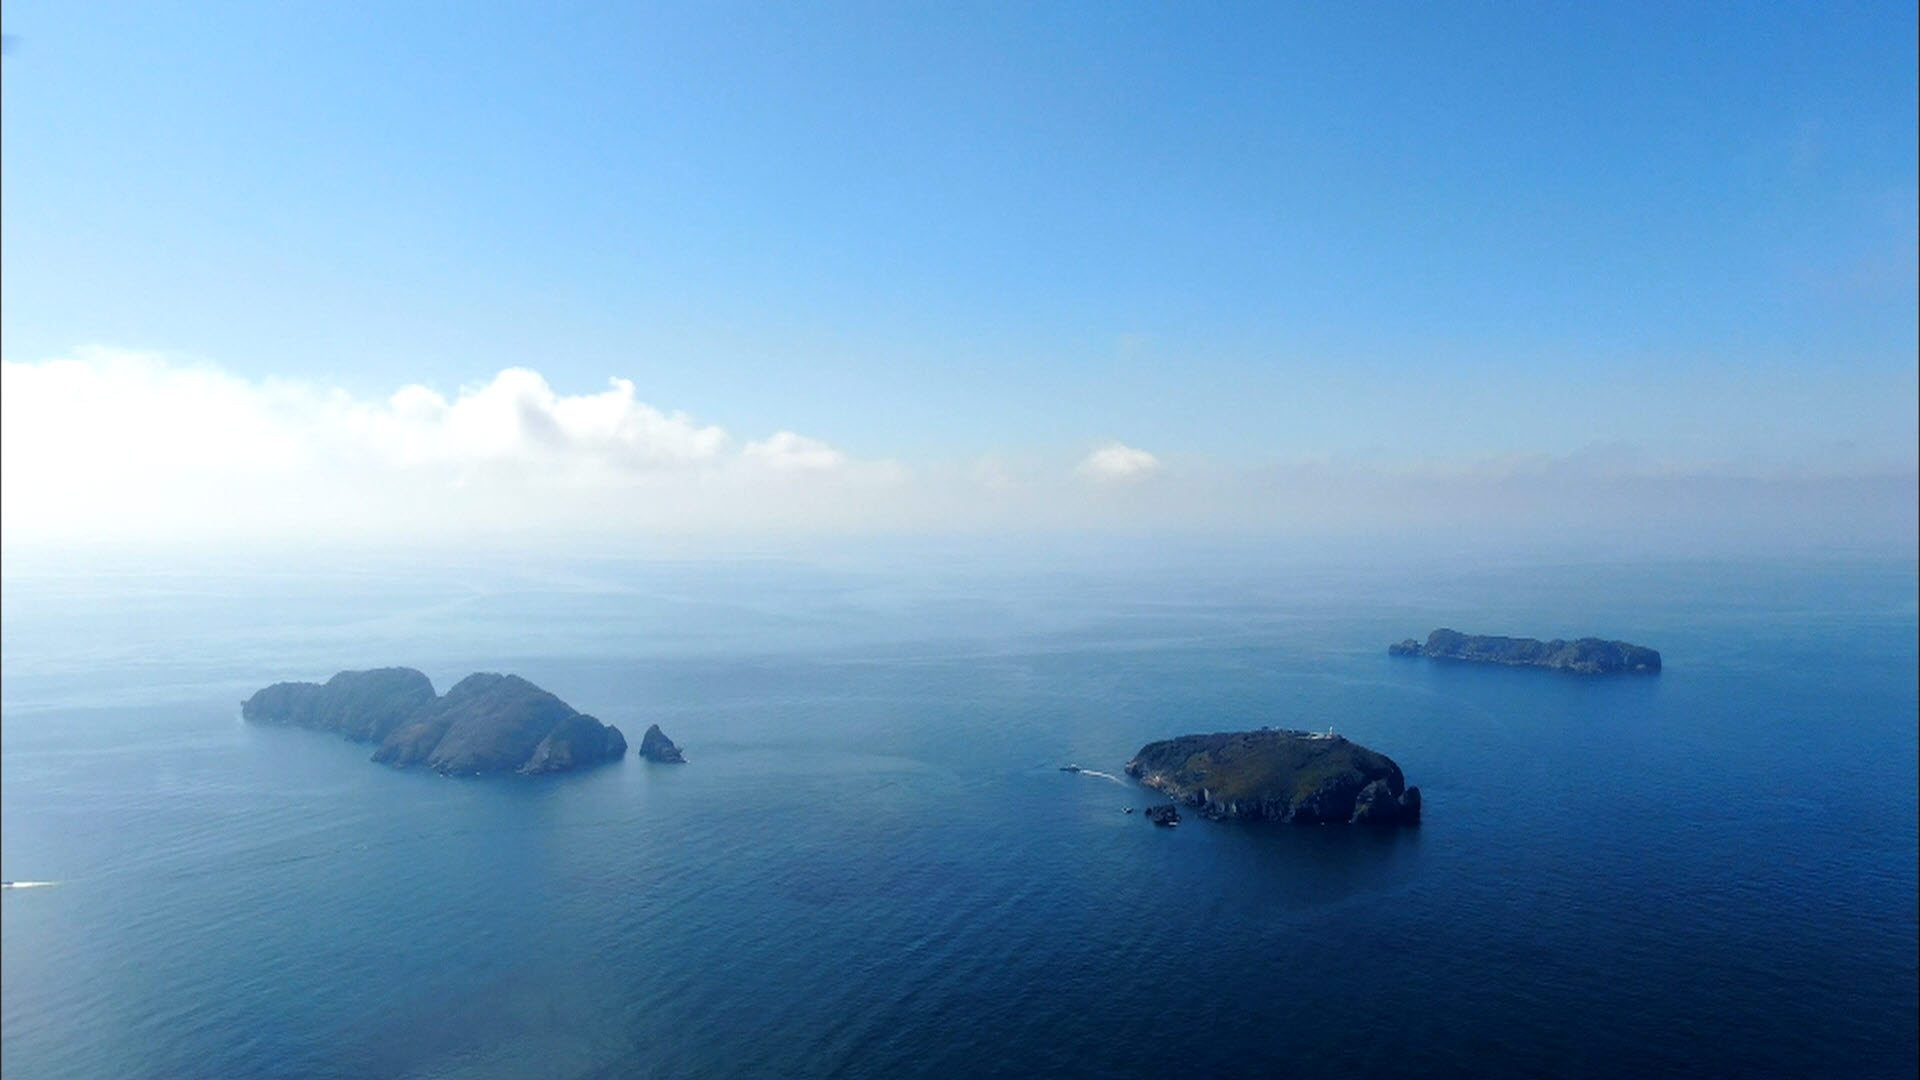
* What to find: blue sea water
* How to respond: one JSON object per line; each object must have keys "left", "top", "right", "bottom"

{"left": 2, "top": 551, "right": 1915, "bottom": 1079}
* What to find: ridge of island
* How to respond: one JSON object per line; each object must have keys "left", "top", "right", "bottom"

{"left": 1124, "top": 728, "right": 1420, "bottom": 825}
{"left": 242, "top": 667, "right": 629, "bottom": 776}
{"left": 1390, "top": 628, "right": 1660, "bottom": 674}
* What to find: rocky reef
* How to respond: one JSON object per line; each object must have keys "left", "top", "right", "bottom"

{"left": 243, "top": 668, "right": 626, "bottom": 776}
{"left": 1390, "top": 628, "right": 1660, "bottom": 673}
{"left": 1125, "top": 729, "right": 1420, "bottom": 825}
{"left": 637, "top": 723, "right": 686, "bottom": 763}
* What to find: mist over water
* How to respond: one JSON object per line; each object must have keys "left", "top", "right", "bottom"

{"left": 2, "top": 550, "right": 1914, "bottom": 1078}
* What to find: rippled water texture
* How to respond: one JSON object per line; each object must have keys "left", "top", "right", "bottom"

{"left": 3, "top": 554, "right": 1914, "bottom": 1078}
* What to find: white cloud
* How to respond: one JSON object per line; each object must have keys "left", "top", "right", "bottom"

{"left": 0, "top": 349, "right": 306, "bottom": 472}
{"left": 1077, "top": 442, "right": 1161, "bottom": 481}
{"left": 337, "top": 368, "right": 731, "bottom": 472}
{"left": 741, "top": 431, "right": 846, "bottom": 472}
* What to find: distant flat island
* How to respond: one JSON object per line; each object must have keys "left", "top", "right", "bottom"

{"left": 1390, "top": 629, "right": 1660, "bottom": 674}
{"left": 242, "top": 668, "right": 631, "bottom": 775}
{"left": 1125, "top": 728, "right": 1420, "bottom": 825}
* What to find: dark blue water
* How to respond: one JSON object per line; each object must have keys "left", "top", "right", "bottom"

{"left": 3, "top": 553, "right": 1915, "bottom": 1078}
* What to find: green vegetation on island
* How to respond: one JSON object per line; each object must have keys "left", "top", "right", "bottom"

{"left": 1125, "top": 728, "right": 1420, "bottom": 825}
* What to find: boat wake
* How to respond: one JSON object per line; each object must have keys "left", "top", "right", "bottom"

{"left": 1076, "top": 769, "right": 1129, "bottom": 786}
{"left": 1, "top": 881, "right": 58, "bottom": 890}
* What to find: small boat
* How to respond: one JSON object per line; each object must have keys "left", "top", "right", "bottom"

{"left": 1058, "top": 764, "right": 1082, "bottom": 773}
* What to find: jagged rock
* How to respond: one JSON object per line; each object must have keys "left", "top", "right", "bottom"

{"left": 637, "top": 723, "right": 686, "bottom": 763}
{"left": 1390, "top": 628, "right": 1660, "bottom": 673}
{"left": 245, "top": 669, "right": 625, "bottom": 776}
{"left": 1125, "top": 729, "right": 1420, "bottom": 826}
{"left": 1145, "top": 804, "right": 1181, "bottom": 827}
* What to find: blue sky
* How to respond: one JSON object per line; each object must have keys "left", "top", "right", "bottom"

{"left": 1, "top": 2, "right": 1914, "bottom": 550}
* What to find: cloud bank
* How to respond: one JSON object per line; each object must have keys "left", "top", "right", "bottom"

{"left": 0, "top": 348, "right": 890, "bottom": 544}
{"left": 2, "top": 347, "right": 1911, "bottom": 558}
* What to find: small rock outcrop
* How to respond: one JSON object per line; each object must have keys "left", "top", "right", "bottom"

{"left": 637, "top": 724, "right": 686, "bottom": 763}
{"left": 1390, "top": 629, "right": 1660, "bottom": 673}
{"left": 1145, "top": 804, "right": 1181, "bottom": 827}
{"left": 1351, "top": 777, "right": 1422, "bottom": 824}
{"left": 1125, "top": 729, "right": 1420, "bottom": 825}
{"left": 243, "top": 668, "right": 626, "bottom": 776}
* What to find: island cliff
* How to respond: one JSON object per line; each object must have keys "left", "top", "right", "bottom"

{"left": 1124, "top": 729, "right": 1420, "bottom": 825}
{"left": 1390, "top": 629, "right": 1660, "bottom": 674}
{"left": 243, "top": 668, "right": 627, "bottom": 775}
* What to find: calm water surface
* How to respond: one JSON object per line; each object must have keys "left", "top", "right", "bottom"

{"left": 3, "top": 554, "right": 1914, "bottom": 1078}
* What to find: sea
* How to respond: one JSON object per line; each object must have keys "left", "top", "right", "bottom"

{"left": 2, "top": 546, "right": 1915, "bottom": 1079}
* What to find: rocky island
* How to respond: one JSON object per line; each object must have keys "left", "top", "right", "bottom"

{"left": 1125, "top": 729, "right": 1420, "bottom": 825}
{"left": 242, "top": 668, "right": 628, "bottom": 776}
{"left": 637, "top": 723, "right": 686, "bottom": 763}
{"left": 1390, "top": 629, "right": 1660, "bottom": 673}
